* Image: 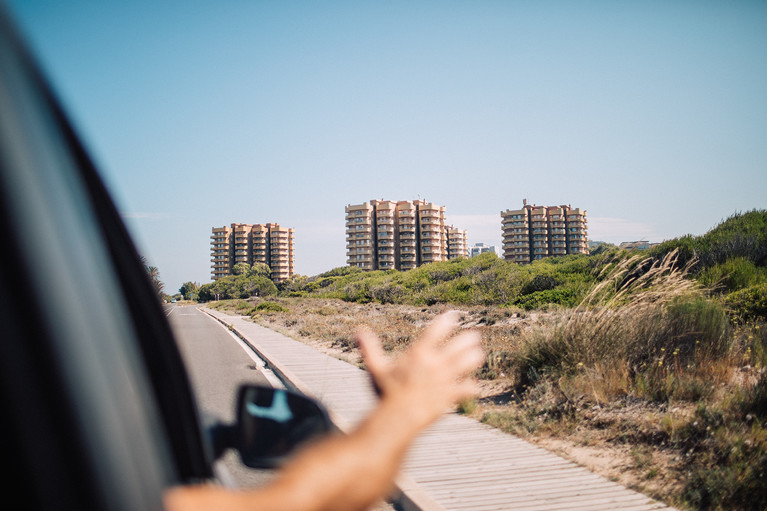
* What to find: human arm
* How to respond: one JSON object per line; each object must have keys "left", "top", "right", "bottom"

{"left": 164, "top": 310, "right": 484, "bottom": 511}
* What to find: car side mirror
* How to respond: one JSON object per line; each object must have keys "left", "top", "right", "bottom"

{"left": 211, "top": 384, "right": 334, "bottom": 469}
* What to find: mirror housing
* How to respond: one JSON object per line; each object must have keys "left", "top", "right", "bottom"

{"left": 210, "top": 384, "right": 334, "bottom": 469}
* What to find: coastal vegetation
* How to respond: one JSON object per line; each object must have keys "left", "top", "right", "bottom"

{"left": 196, "top": 262, "right": 277, "bottom": 301}
{"left": 204, "top": 209, "right": 767, "bottom": 510}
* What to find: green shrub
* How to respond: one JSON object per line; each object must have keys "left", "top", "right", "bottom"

{"left": 520, "top": 274, "right": 559, "bottom": 295}
{"left": 342, "top": 280, "right": 373, "bottom": 303}
{"left": 662, "top": 296, "right": 731, "bottom": 360}
{"left": 513, "top": 288, "right": 578, "bottom": 310}
{"left": 254, "top": 301, "right": 289, "bottom": 313}
{"left": 724, "top": 283, "right": 767, "bottom": 323}
{"left": 234, "top": 300, "right": 255, "bottom": 314}
{"left": 418, "top": 278, "right": 473, "bottom": 305}
{"left": 699, "top": 257, "right": 765, "bottom": 293}
{"left": 370, "top": 280, "right": 406, "bottom": 304}
{"left": 651, "top": 210, "right": 767, "bottom": 271}
{"left": 512, "top": 253, "right": 732, "bottom": 394}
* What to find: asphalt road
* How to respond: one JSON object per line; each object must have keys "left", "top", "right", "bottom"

{"left": 167, "top": 304, "right": 400, "bottom": 511}
{"left": 166, "top": 304, "right": 278, "bottom": 489}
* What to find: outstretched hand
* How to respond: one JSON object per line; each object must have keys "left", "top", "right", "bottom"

{"left": 356, "top": 310, "right": 485, "bottom": 431}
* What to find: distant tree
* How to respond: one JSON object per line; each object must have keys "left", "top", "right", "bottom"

{"left": 232, "top": 262, "right": 251, "bottom": 276}
{"left": 196, "top": 272, "right": 278, "bottom": 301}
{"left": 141, "top": 256, "right": 164, "bottom": 298}
{"left": 240, "top": 276, "right": 277, "bottom": 298}
{"left": 251, "top": 262, "right": 272, "bottom": 279}
{"left": 178, "top": 281, "right": 200, "bottom": 300}
{"left": 279, "top": 274, "right": 308, "bottom": 293}
{"left": 197, "top": 283, "right": 214, "bottom": 302}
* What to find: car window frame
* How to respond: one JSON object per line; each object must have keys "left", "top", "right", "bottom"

{"left": 0, "top": 7, "right": 213, "bottom": 510}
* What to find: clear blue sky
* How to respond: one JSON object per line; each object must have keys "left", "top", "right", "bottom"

{"left": 6, "top": 1, "right": 766, "bottom": 293}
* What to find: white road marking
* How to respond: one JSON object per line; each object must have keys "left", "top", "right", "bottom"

{"left": 223, "top": 328, "right": 285, "bottom": 389}
{"left": 198, "top": 309, "right": 285, "bottom": 389}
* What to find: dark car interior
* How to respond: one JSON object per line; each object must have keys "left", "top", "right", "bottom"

{"left": 0, "top": 6, "right": 338, "bottom": 510}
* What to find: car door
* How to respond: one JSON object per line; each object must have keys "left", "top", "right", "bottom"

{"left": 0, "top": 7, "right": 212, "bottom": 511}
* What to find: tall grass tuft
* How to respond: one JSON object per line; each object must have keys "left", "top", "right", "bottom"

{"left": 513, "top": 250, "right": 733, "bottom": 401}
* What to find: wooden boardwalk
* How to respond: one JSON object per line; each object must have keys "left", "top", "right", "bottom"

{"left": 203, "top": 308, "right": 675, "bottom": 511}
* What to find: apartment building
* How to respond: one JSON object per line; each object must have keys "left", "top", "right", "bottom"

{"left": 619, "top": 240, "right": 652, "bottom": 251}
{"left": 501, "top": 200, "right": 588, "bottom": 263}
{"left": 469, "top": 243, "right": 499, "bottom": 257}
{"left": 210, "top": 222, "right": 295, "bottom": 282}
{"left": 211, "top": 225, "right": 233, "bottom": 280}
{"left": 446, "top": 226, "right": 469, "bottom": 259}
{"left": 345, "top": 199, "right": 466, "bottom": 271}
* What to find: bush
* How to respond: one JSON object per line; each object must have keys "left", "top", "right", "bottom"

{"left": 512, "top": 253, "right": 734, "bottom": 398}
{"left": 699, "top": 257, "right": 765, "bottom": 293}
{"left": 342, "top": 280, "right": 373, "bottom": 303}
{"left": 520, "top": 274, "right": 559, "bottom": 295}
{"left": 724, "top": 283, "right": 767, "bottom": 323}
{"left": 370, "top": 281, "right": 406, "bottom": 304}
{"left": 662, "top": 296, "right": 731, "bottom": 360}
{"left": 254, "top": 301, "right": 288, "bottom": 313}
{"left": 651, "top": 210, "right": 767, "bottom": 271}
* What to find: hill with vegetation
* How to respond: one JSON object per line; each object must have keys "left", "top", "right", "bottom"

{"left": 279, "top": 209, "right": 766, "bottom": 320}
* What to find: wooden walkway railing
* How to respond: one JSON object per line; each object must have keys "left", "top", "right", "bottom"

{"left": 203, "top": 308, "right": 675, "bottom": 511}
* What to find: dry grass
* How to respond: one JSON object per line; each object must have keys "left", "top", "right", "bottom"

{"left": 211, "top": 297, "right": 534, "bottom": 368}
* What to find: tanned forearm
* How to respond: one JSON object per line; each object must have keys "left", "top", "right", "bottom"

{"left": 164, "top": 398, "right": 424, "bottom": 511}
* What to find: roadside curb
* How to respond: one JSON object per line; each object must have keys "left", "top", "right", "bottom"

{"left": 200, "top": 307, "right": 445, "bottom": 511}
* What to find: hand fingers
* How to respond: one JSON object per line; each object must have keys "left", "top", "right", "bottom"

{"left": 356, "top": 327, "right": 389, "bottom": 377}
{"left": 417, "top": 310, "right": 461, "bottom": 350}
{"left": 441, "top": 330, "right": 485, "bottom": 375}
{"left": 452, "top": 379, "right": 480, "bottom": 403}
